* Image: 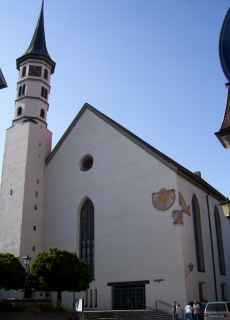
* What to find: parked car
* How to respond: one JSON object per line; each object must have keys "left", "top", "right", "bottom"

{"left": 199, "top": 303, "right": 206, "bottom": 320}
{"left": 204, "top": 301, "right": 230, "bottom": 319}
{"left": 188, "top": 301, "right": 206, "bottom": 320}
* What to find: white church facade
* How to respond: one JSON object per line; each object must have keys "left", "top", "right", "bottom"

{"left": 0, "top": 1, "right": 230, "bottom": 311}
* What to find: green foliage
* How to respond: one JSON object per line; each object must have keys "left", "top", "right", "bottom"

{"left": 29, "top": 248, "right": 92, "bottom": 302}
{"left": 0, "top": 253, "right": 25, "bottom": 290}
{"left": 37, "top": 304, "right": 55, "bottom": 312}
{"left": 67, "top": 308, "right": 76, "bottom": 312}
{"left": 53, "top": 303, "right": 69, "bottom": 312}
{"left": 24, "top": 303, "right": 70, "bottom": 312}
{"left": 25, "top": 306, "right": 42, "bottom": 312}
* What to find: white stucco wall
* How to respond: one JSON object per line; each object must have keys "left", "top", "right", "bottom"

{"left": 0, "top": 106, "right": 228, "bottom": 310}
{"left": 44, "top": 109, "right": 188, "bottom": 309}
{"left": 0, "top": 120, "right": 52, "bottom": 260}
{"left": 0, "top": 123, "right": 29, "bottom": 256}
{"left": 178, "top": 174, "right": 230, "bottom": 303}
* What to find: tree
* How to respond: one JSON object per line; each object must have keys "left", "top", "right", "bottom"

{"left": 0, "top": 253, "right": 25, "bottom": 291}
{"left": 29, "top": 248, "right": 92, "bottom": 304}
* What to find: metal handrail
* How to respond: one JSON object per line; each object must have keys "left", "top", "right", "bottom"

{"left": 156, "top": 299, "right": 171, "bottom": 310}
{"left": 135, "top": 300, "right": 155, "bottom": 311}
{"left": 135, "top": 300, "right": 172, "bottom": 320}
{"left": 156, "top": 300, "right": 185, "bottom": 320}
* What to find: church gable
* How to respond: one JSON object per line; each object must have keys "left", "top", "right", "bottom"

{"left": 46, "top": 103, "right": 225, "bottom": 201}
{"left": 46, "top": 103, "right": 176, "bottom": 172}
{"left": 43, "top": 104, "right": 179, "bottom": 250}
{"left": 44, "top": 104, "right": 176, "bottom": 204}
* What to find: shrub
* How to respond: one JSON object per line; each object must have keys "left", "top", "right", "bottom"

{"left": 38, "top": 304, "right": 54, "bottom": 312}
{"left": 53, "top": 303, "right": 69, "bottom": 312}
{"left": 25, "top": 306, "right": 42, "bottom": 312}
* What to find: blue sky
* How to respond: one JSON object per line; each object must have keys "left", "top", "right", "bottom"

{"left": 0, "top": 0, "right": 230, "bottom": 197}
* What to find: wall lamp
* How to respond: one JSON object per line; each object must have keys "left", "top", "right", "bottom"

{"left": 185, "top": 263, "right": 194, "bottom": 277}
{"left": 220, "top": 198, "right": 230, "bottom": 220}
{"left": 22, "top": 255, "right": 32, "bottom": 270}
{"left": 22, "top": 255, "right": 32, "bottom": 299}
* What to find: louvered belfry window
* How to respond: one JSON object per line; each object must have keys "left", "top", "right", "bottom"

{"left": 80, "top": 199, "right": 94, "bottom": 278}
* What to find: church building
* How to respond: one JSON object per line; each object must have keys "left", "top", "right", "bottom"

{"left": 1, "top": 1, "right": 230, "bottom": 311}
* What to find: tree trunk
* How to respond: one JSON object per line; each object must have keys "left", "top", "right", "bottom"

{"left": 57, "top": 291, "right": 62, "bottom": 305}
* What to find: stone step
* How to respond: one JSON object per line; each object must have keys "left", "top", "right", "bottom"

{"left": 84, "top": 310, "right": 172, "bottom": 320}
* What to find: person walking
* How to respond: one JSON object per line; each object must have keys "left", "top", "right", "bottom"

{"left": 184, "top": 303, "right": 193, "bottom": 320}
{"left": 176, "top": 303, "right": 181, "bottom": 320}
{"left": 172, "top": 301, "right": 177, "bottom": 320}
{"left": 193, "top": 301, "right": 200, "bottom": 320}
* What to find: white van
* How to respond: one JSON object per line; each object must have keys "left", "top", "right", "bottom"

{"left": 204, "top": 302, "right": 230, "bottom": 319}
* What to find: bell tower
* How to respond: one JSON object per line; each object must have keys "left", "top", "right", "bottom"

{"left": 15, "top": 0, "right": 55, "bottom": 125}
{"left": 0, "top": 0, "right": 55, "bottom": 259}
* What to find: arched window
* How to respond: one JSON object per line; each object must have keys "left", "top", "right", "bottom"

{"left": 214, "top": 206, "right": 226, "bottom": 275}
{"left": 80, "top": 198, "right": 94, "bottom": 278}
{"left": 22, "top": 84, "right": 26, "bottom": 95}
{"left": 18, "top": 84, "right": 26, "bottom": 97}
{"left": 17, "top": 107, "right": 22, "bottom": 116}
{"left": 40, "top": 109, "right": 45, "bottom": 118}
{"left": 192, "top": 194, "right": 205, "bottom": 272}
{"left": 21, "top": 66, "right": 26, "bottom": 77}
{"left": 44, "top": 68, "right": 48, "bottom": 80}
{"left": 41, "top": 87, "right": 48, "bottom": 99}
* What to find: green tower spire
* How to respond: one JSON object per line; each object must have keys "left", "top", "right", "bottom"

{"left": 16, "top": 0, "right": 55, "bottom": 73}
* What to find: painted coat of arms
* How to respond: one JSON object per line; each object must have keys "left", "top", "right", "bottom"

{"left": 152, "top": 188, "right": 176, "bottom": 211}
{"left": 172, "top": 210, "right": 183, "bottom": 225}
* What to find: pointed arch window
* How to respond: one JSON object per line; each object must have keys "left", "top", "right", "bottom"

{"left": 80, "top": 198, "right": 94, "bottom": 278}
{"left": 214, "top": 206, "right": 226, "bottom": 275}
{"left": 17, "top": 107, "right": 22, "bottom": 116}
{"left": 192, "top": 195, "right": 205, "bottom": 272}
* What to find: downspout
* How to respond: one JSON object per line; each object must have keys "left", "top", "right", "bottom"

{"left": 206, "top": 192, "right": 218, "bottom": 301}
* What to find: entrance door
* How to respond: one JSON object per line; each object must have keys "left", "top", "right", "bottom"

{"left": 113, "top": 285, "right": 145, "bottom": 310}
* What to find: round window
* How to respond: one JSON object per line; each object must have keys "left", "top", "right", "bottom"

{"left": 80, "top": 155, "right": 93, "bottom": 171}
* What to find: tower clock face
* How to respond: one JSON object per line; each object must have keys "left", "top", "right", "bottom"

{"left": 28, "top": 65, "right": 42, "bottom": 77}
